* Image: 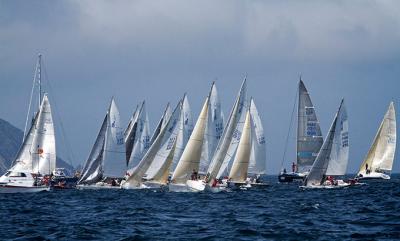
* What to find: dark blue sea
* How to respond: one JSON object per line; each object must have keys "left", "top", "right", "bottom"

{"left": 1, "top": 175, "right": 399, "bottom": 241}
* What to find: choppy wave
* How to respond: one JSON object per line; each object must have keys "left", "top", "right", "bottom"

{"left": 1, "top": 175, "right": 399, "bottom": 240}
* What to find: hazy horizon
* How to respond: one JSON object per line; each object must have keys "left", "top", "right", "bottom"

{"left": 1, "top": 1, "right": 399, "bottom": 174}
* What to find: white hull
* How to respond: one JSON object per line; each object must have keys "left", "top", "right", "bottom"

{"left": 143, "top": 181, "right": 165, "bottom": 189}
{"left": 120, "top": 182, "right": 150, "bottom": 190}
{"left": 76, "top": 184, "right": 121, "bottom": 190}
{"left": 169, "top": 180, "right": 206, "bottom": 192}
{"left": 300, "top": 180, "right": 364, "bottom": 189}
{"left": 0, "top": 185, "right": 50, "bottom": 193}
{"left": 205, "top": 184, "right": 227, "bottom": 193}
{"left": 357, "top": 172, "right": 390, "bottom": 180}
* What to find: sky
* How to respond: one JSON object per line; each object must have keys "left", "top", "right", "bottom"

{"left": 0, "top": 0, "right": 400, "bottom": 174}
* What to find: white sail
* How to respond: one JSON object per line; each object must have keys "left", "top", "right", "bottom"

{"left": 124, "top": 104, "right": 139, "bottom": 165}
{"left": 216, "top": 81, "right": 247, "bottom": 179}
{"left": 124, "top": 102, "right": 181, "bottom": 187}
{"left": 248, "top": 98, "right": 267, "bottom": 175}
{"left": 228, "top": 109, "right": 251, "bottom": 182}
{"left": 127, "top": 102, "right": 151, "bottom": 169}
{"left": 326, "top": 101, "right": 349, "bottom": 176}
{"left": 29, "top": 94, "right": 56, "bottom": 175}
{"left": 78, "top": 115, "right": 107, "bottom": 184}
{"left": 149, "top": 103, "right": 172, "bottom": 146}
{"left": 11, "top": 112, "right": 40, "bottom": 172}
{"left": 206, "top": 79, "right": 247, "bottom": 182}
{"left": 199, "top": 83, "right": 224, "bottom": 173}
{"left": 297, "top": 80, "right": 323, "bottom": 173}
{"left": 305, "top": 100, "right": 346, "bottom": 186}
{"left": 358, "top": 102, "right": 396, "bottom": 174}
{"left": 11, "top": 95, "right": 56, "bottom": 175}
{"left": 171, "top": 96, "right": 209, "bottom": 184}
{"left": 102, "top": 98, "right": 126, "bottom": 178}
{"left": 170, "top": 94, "right": 194, "bottom": 171}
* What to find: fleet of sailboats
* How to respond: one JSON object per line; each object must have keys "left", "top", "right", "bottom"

{"left": 0, "top": 54, "right": 397, "bottom": 193}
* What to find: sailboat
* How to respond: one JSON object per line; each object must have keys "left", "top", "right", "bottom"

{"left": 121, "top": 101, "right": 182, "bottom": 189}
{"left": 201, "top": 79, "right": 247, "bottom": 192}
{"left": 169, "top": 87, "right": 213, "bottom": 192}
{"left": 302, "top": 99, "right": 350, "bottom": 189}
{"left": 141, "top": 96, "right": 192, "bottom": 188}
{"left": 199, "top": 82, "right": 225, "bottom": 174}
{"left": 0, "top": 54, "right": 54, "bottom": 193}
{"left": 125, "top": 101, "right": 151, "bottom": 170}
{"left": 356, "top": 102, "right": 396, "bottom": 180}
{"left": 77, "top": 98, "right": 126, "bottom": 189}
{"left": 279, "top": 79, "right": 324, "bottom": 182}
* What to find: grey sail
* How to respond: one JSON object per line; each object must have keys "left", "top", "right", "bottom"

{"left": 297, "top": 80, "right": 323, "bottom": 173}
{"left": 304, "top": 100, "right": 345, "bottom": 186}
{"left": 124, "top": 104, "right": 139, "bottom": 165}
{"left": 78, "top": 115, "right": 108, "bottom": 184}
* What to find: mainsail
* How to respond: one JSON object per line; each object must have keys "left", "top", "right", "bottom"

{"left": 305, "top": 100, "right": 347, "bottom": 186}
{"left": 358, "top": 102, "right": 396, "bottom": 174}
{"left": 206, "top": 79, "right": 247, "bottom": 182}
{"left": 199, "top": 82, "right": 224, "bottom": 173}
{"left": 297, "top": 80, "right": 323, "bottom": 173}
{"left": 170, "top": 94, "right": 194, "bottom": 171}
{"left": 248, "top": 98, "right": 267, "bottom": 175}
{"left": 102, "top": 98, "right": 125, "bottom": 178}
{"left": 124, "top": 101, "right": 181, "bottom": 187}
{"left": 126, "top": 102, "right": 151, "bottom": 169}
{"left": 11, "top": 94, "right": 56, "bottom": 175}
{"left": 326, "top": 101, "right": 349, "bottom": 176}
{"left": 228, "top": 109, "right": 251, "bottom": 182}
{"left": 171, "top": 96, "right": 210, "bottom": 184}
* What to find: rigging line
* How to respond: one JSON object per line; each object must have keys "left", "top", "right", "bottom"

{"left": 23, "top": 58, "right": 39, "bottom": 142}
{"left": 280, "top": 85, "right": 298, "bottom": 169}
{"left": 41, "top": 59, "right": 76, "bottom": 169}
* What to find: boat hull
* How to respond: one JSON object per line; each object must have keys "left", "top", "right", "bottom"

{"left": 0, "top": 185, "right": 50, "bottom": 193}
{"left": 278, "top": 172, "right": 306, "bottom": 183}
{"left": 357, "top": 172, "right": 390, "bottom": 180}
{"left": 168, "top": 180, "right": 206, "bottom": 192}
{"left": 76, "top": 184, "right": 121, "bottom": 190}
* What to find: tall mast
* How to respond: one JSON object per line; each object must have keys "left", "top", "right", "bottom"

{"left": 38, "top": 53, "right": 42, "bottom": 106}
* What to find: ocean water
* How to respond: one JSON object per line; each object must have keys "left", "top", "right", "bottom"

{"left": 0, "top": 175, "right": 399, "bottom": 241}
